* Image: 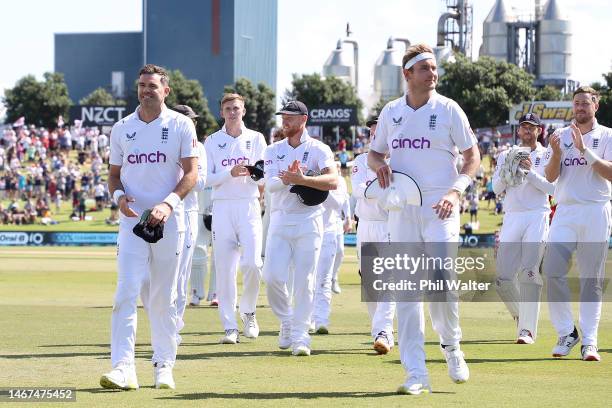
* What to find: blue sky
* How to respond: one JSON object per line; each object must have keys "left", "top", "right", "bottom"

{"left": 0, "top": 0, "right": 610, "bottom": 109}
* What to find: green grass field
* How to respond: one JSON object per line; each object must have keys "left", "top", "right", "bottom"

{"left": 1, "top": 246, "right": 611, "bottom": 408}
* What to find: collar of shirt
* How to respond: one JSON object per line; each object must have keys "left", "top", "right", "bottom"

{"left": 221, "top": 121, "right": 247, "bottom": 136}
{"left": 402, "top": 91, "right": 438, "bottom": 110}
{"left": 134, "top": 104, "right": 171, "bottom": 123}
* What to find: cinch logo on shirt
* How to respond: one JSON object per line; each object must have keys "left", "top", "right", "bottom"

{"left": 391, "top": 137, "right": 431, "bottom": 149}
{"left": 221, "top": 157, "right": 250, "bottom": 167}
{"left": 127, "top": 150, "right": 167, "bottom": 164}
{"left": 563, "top": 157, "right": 587, "bottom": 166}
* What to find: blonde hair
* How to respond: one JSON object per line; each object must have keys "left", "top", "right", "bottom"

{"left": 221, "top": 93, "right": 245, "bottom": 107}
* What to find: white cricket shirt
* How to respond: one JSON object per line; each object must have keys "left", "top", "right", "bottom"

{"left": 370, "top": 92, "right": 477, "bottom": 196}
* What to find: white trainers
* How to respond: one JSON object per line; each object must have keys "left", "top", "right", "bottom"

{"left": 442, "top": 345, "right": 469, "bottom": 383}
{"left": 209, "top": 295, "right": 219, "bottom": 307}
{"left": 220, "top": 329, "right": 240, "bottom": 344}
{"left": 516, "top": 329, "right": 535, "bottom": 344}
{"left": 552, "top": 331, "right": 579, "bottom": 357}
{"left": 397, "top": 376, "right": 431, "bottom": 395}
{"left": 189, "top": 292, "right": 201, "bottom": 306}
{"left": 315, "top": 324, "right": 329, "bottom": 335}
{"left": 292, "top": 344, "right": 311, "bottom": 356}
{"left": 100, "top": 365, "right": 139, "bottom": 390}
{"left": 581, "top": 345, "right": 601, "bottom": 361}
{"left": 241, "top": 312, "right": 259, "bottom": 339}
{"left": 278, "top": 322, "right": 292, "bottom": 350}
{"left": 154, "top": 363, "right": 175, "bottom": 389}
{"left": 373, "top": 331, "right": 393, "bottom": 355}
{"left": 331, "top": 279, "right": 342, "bottom": 294}
{"left": 308, "top": 321, "right": 316, "bottom": 334}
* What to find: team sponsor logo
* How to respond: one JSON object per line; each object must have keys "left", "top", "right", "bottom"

{"left": 276, "top": 154, "right": 285, "bottom": 160}
{"left": 392, "top": 116, "right": 403, "bottom": 126}
{"left": 127, "top": 150, "right": 167, "bottom": 164}
{"left": 593, "top": 138, "right": 599, "bottom": 149}
{"left": 221, "top": 157, "right": 250, "bottom": 166}
{"left": 429, "top": 114, "right": 437, "bottom": 130}
{"left": 161, "top": 127, "right": 169, "bottom": 144}
{"left": 302, "top": 151, "right": 309, "bottom": 163}
{"left": 563, "top": 142, "right": 573, "bottom": 150}
{"left": 126, "top": 131, "right": 136, "bottom": 141}
{"left": 218, "top": 143, "right": 227, "bottom": 150}
{"left": 534, "top": 157, "right": 541, "bottom": 166}
{"left": 563, "top": 157, "right": 587, "bottom": 166}
{"left": 352, "top": 165, "right": 358, "bottom": 174}
{"left": 246, "top": 140, "right": 251, "bottom": 150}
{"left": 391, "top": 136, "right": 431, "bottom": 150}
{"left": 265, "top": 159, "right": 273, "bottom": 166}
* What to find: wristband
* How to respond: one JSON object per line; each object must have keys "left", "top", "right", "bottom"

{"left": 451, "top": 174, "right": 472, "bottom": 194}
{"left": 113, "top": 189, "right": 125, "bottom": 204}
{"left": 583, "top": 148, "right": 600, "bottom": 165}
{"left": 163, "top": 192, "right": 181, "bottom": 211}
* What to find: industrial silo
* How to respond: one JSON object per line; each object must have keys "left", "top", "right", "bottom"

{"left": 479, "top": 0, "right": 511, "bottom": 61}
{"left": 538, "top": 0, "right": 571, "bottom": 81}
{"left": 322, "top": 39, "right": 354, "bottom": 85}
{"left": 373, "top": 38, "right": 404, "bottom": 101}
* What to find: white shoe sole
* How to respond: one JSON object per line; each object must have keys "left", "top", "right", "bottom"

{"left": 155, "top": 383, "right": 175, "bottom": 390}
{"left": 100, "top": 375, "right": 138, "bottom": 390}
{"left": 397, "top": 385, "right": 431, "bottom": 395}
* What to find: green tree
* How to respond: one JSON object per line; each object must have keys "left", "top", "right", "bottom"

{"left": 79, "top": 87, "right": 126, "bottom": 106}
{"left": 4, "top": 72, "right": 72, "bottom": 128}
{"left": 437, "top": 55, "right": 536, "bottom": 128}
{"left": 223, "top": 77, "right": 276, "bottom": 136}
{"left": 534, "top": 85, "right": 563, "bottom": 101}
{"left": 591, "top": 72, "right": 612, "bottom": 127}
{"left": 284, "top": 73, "right": 364, "bottom": 145}
{"left": 370, "top": 95, "right": 400, "bottom": 119}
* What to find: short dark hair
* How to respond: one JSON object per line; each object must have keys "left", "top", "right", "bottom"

{"left": 221, "top": 93, "right": 245, "bottom": 107}
{"left": 138, "top": 64, "right": 169, "bottom": 85}
{"left": 402, "top": 44, "right": 434, "bottom": 71}
{"left": 573, "top": 86, "right": 599, "bottom": 102}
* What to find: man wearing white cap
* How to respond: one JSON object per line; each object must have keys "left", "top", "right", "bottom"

{"left": 493, "top": 112, "right": 555, "bottom": 345}
{"left": 543, "top": 86, "right": 612, "bottom": 362}
{"left": 368, "top": 44, "right": 480, "bottom": 394}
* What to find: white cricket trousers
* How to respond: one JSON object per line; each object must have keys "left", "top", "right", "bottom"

{"left": 264, "top": 215, "right": 323, "bottom": 347}
{"left": 190, "top": 214, "right": 216, "bottom": 300}
{"left": 388, "top": 193, "right": 462, "bottom": 378}
{"left": 112, "top": 220, "right": 183, "bottom": 368}
{"left": 543, "top": 202, "right": 611, "bottom": 347}
{"left": 357, "top": 219, "right": 396, "bottom": 339}
{"left": 332, "top": 231, "right": 344, "bottom": 282}
{"left": 176, "top": 211, "right": 199, "bottom": 332}
{"left": 313, "top": 230, "right": 338, "bottom": 327}
{"left": 212, "top": 198, "right": 263, "bottom": 331}
{"left": 496, "top": 210, "right": 548, "bottom": 339}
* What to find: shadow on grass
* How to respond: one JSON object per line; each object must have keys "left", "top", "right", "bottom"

{"left": 155, "top": 390, "right": 454, "bottom": 400}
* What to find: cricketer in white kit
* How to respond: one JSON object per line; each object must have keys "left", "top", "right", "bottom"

{"left": 351, "top": 116, "right": 396, "bottom": 355}
{"left": 263, "top": 100, "right": 337, "bottom": 357}
{"left": 330, "top": 164, "right": 351, "bottom": 294}
{"left": 204, "top": 93, "right": 266, "bottom": 344}
{"left": 493, "top": 113, "right": 555, "bottom": 345}
{"left": 368, "top": 44, "right": 480, "bottom": 395}
{"left": 189, "top": 184, "right": 217, "bottom": 306}
{"left": 543, "top": 86, "right": 612, "bottom": 362}
{"left": 101, "top": 64, "right": 199, "bottom": 391}
{"left": 312, "top": 169, "right": 349, "bottom": 334}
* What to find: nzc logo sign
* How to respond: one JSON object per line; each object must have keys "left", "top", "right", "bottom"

{"left": 70, "top": 105, "right": 128, "bottom": 126}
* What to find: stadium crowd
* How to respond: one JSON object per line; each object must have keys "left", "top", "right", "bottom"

{"left": 0, "top": 123, "right": 118, "bottom": 225}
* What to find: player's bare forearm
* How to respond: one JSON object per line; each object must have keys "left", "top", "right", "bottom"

{"left": 367, "top": 149, "right": 386, "bottom": 172}
{"left": 108, "top": 165, "right": 124, "bottom": 195}
{"left": 300, "top": 167, "right": 338, "bottom": 191}
{"left": 173, "top": 157, "right": 198, "bottom": 199}
{"left": 459, "top": 145, "right": 481, "bottom": 178}
{"left": 544, "top": 155, "right": 561, "bottom": 182}
{"left": 591, "top": 160, "right": 612, "bottom": 181}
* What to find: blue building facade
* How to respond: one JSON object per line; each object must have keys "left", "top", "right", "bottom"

{"left": 54, "top": 0, "right": 277, "bottom": 116}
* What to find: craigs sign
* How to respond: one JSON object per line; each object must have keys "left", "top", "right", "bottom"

{"left": 510, "top": 101, "right": 573, "bottom": 125}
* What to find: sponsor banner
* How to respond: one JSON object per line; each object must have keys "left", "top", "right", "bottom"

{"left": 307, "top": 105, "right": 358, "bottom": 126}
{"left": 69, "top": 105, "right": 130, "bottom": 127}
{"left": 509, "top": 101, "right": 573, "bottom": 125}
{"left": 0, "top": 231, "right": 117, "bottom": 246}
